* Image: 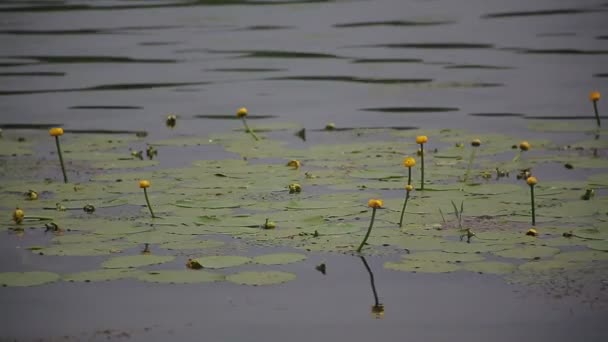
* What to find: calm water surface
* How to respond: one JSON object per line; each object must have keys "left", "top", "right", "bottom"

{"left": 0, "top": 0, "right": 607, "bottom": 340}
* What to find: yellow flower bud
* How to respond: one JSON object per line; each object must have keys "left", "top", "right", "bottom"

{"left": 367, "top": 199, "right": 383, "bottom": 209}
{"left": 526, "top": 176, "right": 537, "bottom": 186}
{"left": 49, "top": 127, "right": 64, "bottom": 137}
{"left": 13, "top": 207, "right": 24, "bottom": 224}
{"left": 139, "top": 180, "right": 151, "bottom": 189}
{"left": 526, "top": 228, "right": 538, "bottom": 237}
{"left": 288, "top": 183, "right": 302, "bottom": 193}
{"left": 286, "top": 160, "right": 301, "bottom": 169}
{"left": 590, "top": 91, "right": 600, "bottom": 102}
{"left": 186, "top": 258, "right": 203, "bottom": 270}
{"left": 519, "top": 141, "right": 530, "bottom": 151}
{"left": 403, "top": 157, "right": 416, "bottom": 168}
{"left": 416, "top": 135, "right": 428, "bottom": 144}
{"left": 405, "top": 184, "right": 414, "bottom": 192}
{"left": 325, "top": 122, "right": 336, "bottom": 131}
{"left": 236, "top": 107, "right": 248, "bottom": 118}
{"left": 26, "top": 190, "right": 38, "bottom": 200}
{"left": 471, "top": 139, "right": 481, "bottom": 147}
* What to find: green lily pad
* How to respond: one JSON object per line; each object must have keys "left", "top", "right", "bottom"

{"left": 136, "top": 270, "right": 225, "bottom": 284}
{"left": 227, "top": 271, "right": 296, "bottom": 286}
{"left": 38, "top": 242, "right": 134, "bottom": 256}
{"left": 518, "top": 260, "right": 580, "bottom": 272}
{"left": 404, "top": 250, "right": 484, "bottom": 262}
{"left": 253, "top": 253, "right": 307, "bottom": 265}
{"left": 0, "top": 271, "right": 60, "bottom": 287}
{"left": 554, "top": 250, "right": 608, "bottom": 261}
{"left": 462, "top": 261, "right": 516, "bottom": 274}
{"left": 193, "top": 255, "right": 251, "bottom": 269}
{"left": 585, "top": 241, "right": 608, "bottom": 252}
{"left": 124, "top": 231, "right": 193, "bottom": 244}
{"left": 64, "top": 269, "right": 142, "bottom": 282}
{"left": 162, "top": 239, "right": 225, "bottom": 250}
{"left": 493, "top": 245, "right": 560, "bottom": 259}
{"left": 102, "top": 254, "right": 175, "bottom": 269}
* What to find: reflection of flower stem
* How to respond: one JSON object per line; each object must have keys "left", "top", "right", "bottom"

{"left": 143, "top": 188, "right": 156, "bottom": 218}
{"left": 55, "top": 136, "right": 68, "bottom": 183}
{"left": 360, "top": 256, "right": 380, "bottom": 307}
{"left": 357, "top": 208, "right": 377, "bottom": 253}
{"left": 241, "top": 117, "right": 259, "bottom": 141}
{"left": 592, "top": 100, "right": 601, "bottom": 127}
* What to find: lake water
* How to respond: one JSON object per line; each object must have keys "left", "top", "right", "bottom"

{"left": 1, "top": 0, "right": 607, "bottom": 341}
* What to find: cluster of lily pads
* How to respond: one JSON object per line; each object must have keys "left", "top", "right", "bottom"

{"left": 1, "top": 98, "right": 607, "bottom": 288}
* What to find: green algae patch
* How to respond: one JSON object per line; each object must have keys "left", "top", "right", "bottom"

{"left": 227, "top": 271, "right": 296, "bottom": 286}
{"left": 137, "top": 270, "right": 225, "bottom": 284}
{"left": 0, "top": 271, "right": 60, "bottom": 287}
{"left": 102, "top": 254, "right": 175, "bottom": 269}
{"left": 253, "top": 253, "right": 307, "bottom": 265}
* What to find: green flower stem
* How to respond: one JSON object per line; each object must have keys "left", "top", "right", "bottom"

{"left": 593, "top": 100, "right": 601, "bottom": 127}
{"left": 530, "top": 185, "right": 536, "bottom": 226}
{"left": 241, "top": 117, "right": 259, "bottom": 141}
{"left": 357, "top": 208, "right": 377, "bottom": 253}
{"left": 399, "top": 191, "right": 410, "bottom": 228}
{"left": 512, "top": 150, "right": 521, "bottom": 162}
{"left": 407, "top": 167, "right": 412, "bottom": 186}
{"left": 55, "top": 136, "right": 68, "bottom": 183}
{"left": 419, "top": 144, "right": 425, "bottom": 190}
{"left": 143, "top": 188, "right": 156, "bottom": 218}
{"left": 463, "top": 148, "right": 477, "bottom": 184}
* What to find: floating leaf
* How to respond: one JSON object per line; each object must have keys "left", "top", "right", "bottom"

{"left": 493, "top": 245, "right": 560, "bottom": 259}
{"left": 0, "top": 271, "right": 60, "bottom": 287}
{"left": 64, "top": 269, "right": 142, "bottom": 282}
{"left": 102, "top": 254, "right": 175, "bottom": 269}
{"left": 162, "top": 239, "right": 225, "bottom": 250}
{"left": 253, "top": 253, "right": 307, "bottom": 265}
{"left": 193, "top": 255, "right": 251, "bottom": 269}
{"left": 137, "top": 270, "right": 225, "bottom": 284}
{"left": 227, "top": 271, "right": 296, "bottom": 286}
{"left": 404, "top": 250, "right": 484, "bottom": 262}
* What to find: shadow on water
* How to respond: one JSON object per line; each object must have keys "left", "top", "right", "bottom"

{"left": 195, "top": 114, "right": 277, "bottom": 120}
{"left": 359, "top": 256, "right": 385, "bottom": 319}
{"left": 503, "top": 48, "right": 608, "bottom": 55}
{"left": 350, "top": 58, "right": 423, "bottom": 64}
{"left": 362, "top": 107, "right": 459, "bottom": 113}
{"left": 333, "top": 20, "right": 454, "bottom": 28}
{"left": 481, "top": 8, "right": 594, "bottom": 19}
{"left": 0, "top": 0, "right": 334, "bottom": 13}
{"left": 0, "top": 55, "right": 177, "bottom": 64}
{"left": 357, "top": 43, "right": 494, "bottom": 49}
{"left": 444, "top": 64, "right": 512, "bottom": 70}
{"left": 469, "top": 112, "right": 526, "bottom": 117}
{"left": 265, "top": 76, "right": 433, "bottom": 84}
{"left": 0, "top": 26, "right": 183, "bottom": 35}
{"left": 206, "top": 68, "right": 287, "bottom": 73}
{"left": 311, "top": 126, "right": 418, "bottom": 132}
{"left": 201, "top": 49, "right": 343, "bottom": 59}
{"left": 69, "top": 106, "right": 143, "bottom": 110}
{"left": 594, "top": 73, "right": 607, "bottom": 78}
{"left": 524, "top": 115, "right": 607, "bottom": 120}
{"left": 0, "top": 72, "right": 66, "bottom": 77}
{"left": 0, "top": 81, "right": 209, "bottom": 96}
{"left": 235, "top": 25, "right": 294, "bottom": 31}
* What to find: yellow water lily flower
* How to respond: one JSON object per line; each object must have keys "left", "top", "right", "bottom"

{"left": 471, "top": 139, "right": 481, "bottom": 147}
{"left": 13, "top": 207, "right": 24, "bottom": 224}
{"left": 139, "top": 180, "right": 151, "bottom": 189}
{"left": 403, "top": 157, "right": 416, "bottom": 168}
{"left": 590, "top": 91, "right": 600, "bottom": 102}
{"left": 526, "top": 176, "right": 537, "bottom": 186}
{"left": 416, "top": 135, "right": 428, "bottom": 144}
{"left": 186, "top": 258, "right": 203, "bottom": 270}
{"left": 325, "top": 122, "right": 336, "bottom": 130}
{"left": 236, "top": 107, "right": 248, "bottom": 118}
{"left": 526, "top": 228, "right": 538, "bottom": 237}
{"left": 405, "top": 184, "right": 414, "bottom": 192}
{"left": 367, "top": 199, "right": 383, "bottom": 209}
{"left": 289, "top": 183, "right": 302, "bottom": 193}
{"left": 49, "top": 127, "right": 64, "bottom": 137}
{"left": 286, "top": 160, "right": 301, "bottom": 169}
{"left": 519, "top": 141, "right": 530, "bottom": 151}
{"left": 26, "top": 190, "right": 38, "bottom": 200}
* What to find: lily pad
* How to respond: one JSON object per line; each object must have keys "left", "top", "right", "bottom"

{"left": 404, "top": 250, "right": 484, "bottom": 262}
{"left": 64, "top": 269, "right": 142, "bottom": 282}
{"left": 0, "top": 271, "right": 60, "bottom": 287}
{"left": 585, "top": 241, "right": 608, "bottom": 252}
{"left": 193, "top": 255, "right": 251, "bottom": 269}
{"left": 162, "top": 239, "right": 225, "bottom": 250}
{"left": 102, "top": 254, "right": 175, "bottom": 269}
{"left": 137, "top": 270, "right": 225, "bottom": 284}
{"left": 227, "top": 271, "right": 296, "bottom": 286}
{"left": 253, "top": 253, "right": 307, "bottom": 265}
{"left": 493, "top": 245, "right": 560, "bottom": 259}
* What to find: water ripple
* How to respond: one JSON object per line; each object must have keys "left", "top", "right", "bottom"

{"left": 333, "top": 20, "right": 454, "bottom": 28}
{"left": 265, "top": 76, "right": 433, "bottom": 84}
{"left": 0, "top": 81, "right": 208, "bottom": 96}
{"left": 361, "top": 107, "right": 459, "bottom": 113}
{"left": 482, "top": 8, "right": 592, "bottom": 19}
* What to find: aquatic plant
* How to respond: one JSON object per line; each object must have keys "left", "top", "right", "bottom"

{"left": 262, "top": 218, "right": 276, "bottom": 229}
{"left": 463, "top": 139, "right": 481, "bottom": 183}
{"left": 139, "top": 180, "right": 156, "bottom": 218}
{"left": 513, "top": 140, "right": 530, "bottom": 162}
{"left": 526, "top": 228, "right": 538, "bottom": 237}
{"left": 357, "top": 199, "right": 383, "bottom": 253}
{"left": 360, "top": 256, "right": 384, "bottom": 319}
{"left": 590, "top": 91, "right": 601, "bottom": 127}
{"left": 236, "top": 107, "right": 259, "bottom": 141}
{"left": 12, "top": 207, "right": 24, "bottom": 224}
{"left": 527, "top": 176, "right": 537, "bottom": 226}
{"left": 286, "top": 159, "right": 301, "bottom": 169}
{"left": 325, "top": 122, "right": 336, "bottom": 131}
{"left": 25, "top": 190, "right": 38, "bottom": 200}
{"left": 166, "top": 114, "right": 177, "bottom": 128}
{"left": 399, "top": 156, "right": 416, "bottom": 227}
{"left": 288, "top": 183, "right": 302, "bottom": 193}
{"left": 416, "top": 135, "right": 428, "bottom": 190}
{"left": 49, "top": 127, "right": 68, "bottom": 183}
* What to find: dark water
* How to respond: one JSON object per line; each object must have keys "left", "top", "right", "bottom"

{"left": 1, "top": 0, "right": 607, "bottom": 340}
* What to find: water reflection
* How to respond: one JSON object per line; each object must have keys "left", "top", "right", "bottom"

{"left": 360, "top": 256, "right": 384, "bottom": 319}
